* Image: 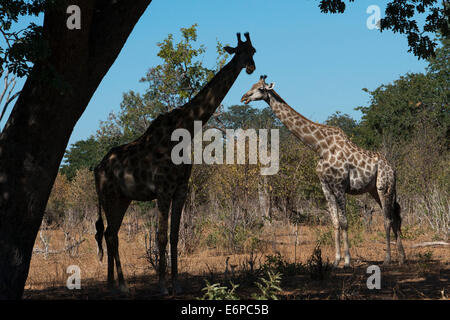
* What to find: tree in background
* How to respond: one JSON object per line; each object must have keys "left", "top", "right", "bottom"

{"left": 60, "top": 137, "right": 103, "bottom": 180}
{"left": 96, "top": 24, "right": 228, "bottom": 145}
{"left": 325, "top": 111, "right": 358, "bottom": 140}
{"left": 356, "top": 37, "right": 449, "bottom": 152}
{"left": 45, "top": 172, "right": 70, "bottom": 227}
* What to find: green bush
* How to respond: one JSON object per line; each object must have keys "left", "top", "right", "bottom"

{"left": 252, "top": 271, "right": 282, "bottom": 300}
{"left": 199, "top": 281, "right": 240, "bottom": 300}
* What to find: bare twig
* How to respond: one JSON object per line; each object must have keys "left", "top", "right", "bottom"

{"left": 0, "top": 69, "right": 20, "bottom": 124}
{"left": 33, "top": 239, "right": 85, "bottom": 255}
{"left": 0, "top": 90, "right": 21, "bottom": 123}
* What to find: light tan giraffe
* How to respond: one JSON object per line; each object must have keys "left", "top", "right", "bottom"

{"left": 241, "top": 75, "right": 405, "bottom": 267}
{"left": 94, "top": 33, "right": 256, "bottom": 295}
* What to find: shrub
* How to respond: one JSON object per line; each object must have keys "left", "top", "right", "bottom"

{"left": 199, "top": 281, "right": 240, "bottom": 300}
{"left": 307, "top": 244, "right": 333, "bottom": 281}
{"left": 252, "top": 271, "right": 282, "bottom": 300}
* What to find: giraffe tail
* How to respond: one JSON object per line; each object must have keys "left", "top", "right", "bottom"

{"left": 95, "top": 195, "right": 105, "bottom": 262}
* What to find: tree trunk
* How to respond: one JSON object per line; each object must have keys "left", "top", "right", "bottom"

{"left": 0, "top": 0, "right": 152, "bottom": 299}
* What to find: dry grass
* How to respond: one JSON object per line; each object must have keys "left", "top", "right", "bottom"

{"left": 24, "top": 214, "right": 449, "bottom": 300}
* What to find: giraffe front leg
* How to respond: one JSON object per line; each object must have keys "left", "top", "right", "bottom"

{"left": 341, "top": 225, "right": 351, "bottom": 267}
{"left": 113, "top": 233, "right": 129, "bottom": 293}
{"left": 332, "top": 221, "right": 341, "bottom": 267}
{"left": 320, "top": 180, "right": 341, "bottom": 267}
{"left": 336, "top": 193, "right": 351, "bottom": 267}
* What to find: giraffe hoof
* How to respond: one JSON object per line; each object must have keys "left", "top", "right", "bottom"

{"left": 159, "top": 285, "right": 169, "bottom": 296}
{"left": 160, "top": 288, "right": 169, "bottom": 296}
{"left": 343, "top": 256, "right": 351, "bottom": 268}
{"left": 107, "top": 283, "right": 116, "bottom": 291}
{"left": 172, "top": 283, "right": 183, "bottom": 295}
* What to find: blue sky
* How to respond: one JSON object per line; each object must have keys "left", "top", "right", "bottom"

{"left": 2, "top": 0, "right": 430, "bottom": 147}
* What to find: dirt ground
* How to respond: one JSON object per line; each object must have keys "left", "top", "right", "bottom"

{"left": 23, "top": 218, "right": 449, "bottom": 300}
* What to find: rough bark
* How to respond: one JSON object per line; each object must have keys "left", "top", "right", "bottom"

{"left": 0, "top": 0, "right": 152, "bottom": 299}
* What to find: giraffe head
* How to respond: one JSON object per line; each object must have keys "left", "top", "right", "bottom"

{"left": 240, "top": 75, "right": 275, "bottom": 104}
{"left": 224, "top": 32, "right": 256, "bottom": 74}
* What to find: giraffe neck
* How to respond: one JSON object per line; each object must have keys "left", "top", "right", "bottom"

{"left": 266, "top": 90, "right": 325, "bottom": 153}
{"left": 180, "top": 56, "right": 243, "bottom": 131}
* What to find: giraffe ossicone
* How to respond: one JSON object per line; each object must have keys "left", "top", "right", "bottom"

{"left": 241, "top": 75, "right": 406, "bottom": 267}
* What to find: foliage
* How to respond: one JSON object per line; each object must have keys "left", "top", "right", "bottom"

{"left": 356, "top": 37, "right": 449, "bottom": 150}
{"left": 260, "top": 253, "right": 305, "bottom": 276}
{"left": 356, "top": 73, "right": 449, "bottom": 150}
{"left": 307, "top": 244, "right": 333, "bottom": 280}
{"left": 199, "top": 272, "right": 282, "bottom": 300}
{"left": 199, "top": 280, "right": 240, "bottom": 300}
{"left": 44, "top": 168, "right": 96, "bottom": 228}
{"left": 0, "top": 0, "right": 49, "bottom": 77}
{"left": 45, "top": 171, "right": 70, "bottom": 226}
{"left": 325, "top": 111, "right": 358, "bottom": 139}
{"left": 220, "top": 104, "right": 279, "bottom": 130}
{"left": 252, "top": 271, "right": 282, "bottom": 300}
{"left": 60, "top": 137, "right": 104, "bottom": 180}
{"left": 60, "top": 24, "right": 228, "bottom": 178}
{"left": 315, "top": 228, "right": 334, "bottom": 247}
{"left": 66, "top": 167, "right": 97, "bottom": 213}
{"left": 415, "top": 250, "right": 435, "bottom": 275}
{"left": 269, "top": 133, "right": 324, "bottom": 220}
{"left": 318, "top": 0, "right": 450, "bottom": 59}
{"left": 96, "top": 24, "right": 228, "bottom": 144}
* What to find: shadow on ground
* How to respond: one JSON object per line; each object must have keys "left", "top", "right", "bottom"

{"left": 23, "top": 260, "right": 448, "bottom": 300}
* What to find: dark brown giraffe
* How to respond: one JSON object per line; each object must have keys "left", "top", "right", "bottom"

{"left": 94, "top": 33, "right": 256, "bottom": 294}
{"left": 241, "top": 75, "right": 405, "bottom": 267}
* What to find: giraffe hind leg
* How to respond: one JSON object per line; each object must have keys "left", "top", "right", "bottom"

{"left": 103, "top": 195, "right": 131, "bottom": 291}
{"left": 170, "top": 183, "right": 189, "bottom": 295}
{"left": 377, "top": 184, "right": 396, "bottom": 266}
{"left": 393, "top": 201, "right": 406, "bottom": 264}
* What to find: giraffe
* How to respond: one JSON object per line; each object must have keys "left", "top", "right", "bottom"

{"left": 94, "top": 33, "right": 256, "bottom": 294}
{"left": 240, "top": 75, "right": 405, "bottom": 267}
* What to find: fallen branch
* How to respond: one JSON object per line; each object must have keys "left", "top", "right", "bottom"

{"left": 410, "top": 241, "right": 449, "bottom": 248}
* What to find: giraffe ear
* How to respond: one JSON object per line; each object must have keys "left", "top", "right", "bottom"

{"left": 267, "top": 82, "right": 275, "bottom": 90}
{"left": 224, "top": 46, "right": 236, "bottom": 54}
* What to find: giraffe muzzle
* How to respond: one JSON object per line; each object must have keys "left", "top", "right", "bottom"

{"left": 240, "top": 95, "right": 250, "bottom": 104}
{"left": 246, "top": 64, "right": 255, "bottom": 74}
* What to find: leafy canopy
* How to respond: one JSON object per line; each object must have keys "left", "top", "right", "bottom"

{"left": 356, "top": 37, "right": 449, "bottom": 149}
{"left": 0, "top": 0, "right": 49, "bottom": 77}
